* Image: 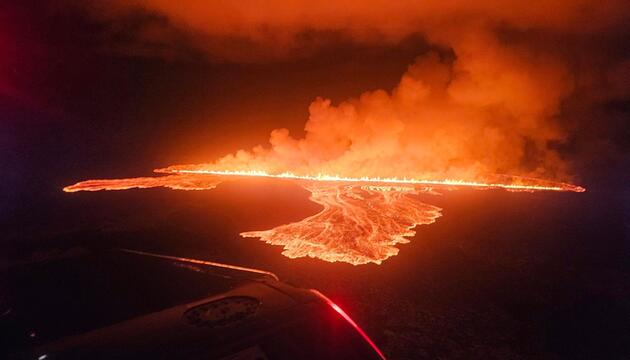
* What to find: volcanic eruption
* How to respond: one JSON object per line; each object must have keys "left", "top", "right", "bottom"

{"left": 59, "top": 0, "right": 628, "bottom": 264}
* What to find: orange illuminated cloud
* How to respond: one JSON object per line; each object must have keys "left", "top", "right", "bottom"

{"left": 156, "top": 41, "right": 575, "bottom": 183}
{"left": 74, "top": 0, "right": 628, "bottom": 182}
{"left": 81, "top": 0, "right": 629, "bottom": 61}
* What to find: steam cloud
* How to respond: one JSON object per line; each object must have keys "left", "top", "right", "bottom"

{"left": 83, "top": 0, "right": 629, "bottom": 181}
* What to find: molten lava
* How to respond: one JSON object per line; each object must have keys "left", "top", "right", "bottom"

{"left": 63, "top": 168, "right": 585, "bottom": 265}
{"left": 153, "top": 168, "right": 586, "bottom": 193}
{"left": 241, "top": 184, "right": 441, "bottom": 265}
{"left": 63, "top": 174, "right": 222, "bottom": 192}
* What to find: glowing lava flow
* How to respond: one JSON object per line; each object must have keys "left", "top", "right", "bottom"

{"left": 63, "top": 169, "right": 585, "bottom": 265}
{"left": 242, "top": 184, "right": 442, "bottom": 265}
{"left": 154, "top": 168, "right": 586, "bottom": 193}
{"left": 63, "top": 174, "right": 222, "bottom": 192}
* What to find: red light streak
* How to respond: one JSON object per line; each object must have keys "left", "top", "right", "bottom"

{"left": 310, "top": 289, "right": 387, "bottom": 360}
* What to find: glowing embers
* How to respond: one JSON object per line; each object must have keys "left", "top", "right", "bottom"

{"left": 241, "top": 184, "right": 442, "bottom": 265}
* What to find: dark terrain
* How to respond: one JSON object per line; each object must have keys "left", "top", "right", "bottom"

{"left": 2, "top": 178, "right": 628, "bottom": 359}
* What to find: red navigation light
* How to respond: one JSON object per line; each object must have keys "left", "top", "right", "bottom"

{"left": 310, "top": 290, "right": 386, "bottom": 360}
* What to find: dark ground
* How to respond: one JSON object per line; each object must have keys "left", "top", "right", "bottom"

{"left": 2, "top": 178, "right": 628, "bottom": 359}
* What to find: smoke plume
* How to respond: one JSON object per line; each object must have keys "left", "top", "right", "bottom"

{"left": 79, "top": 0, "right": 629, "bottom": 181}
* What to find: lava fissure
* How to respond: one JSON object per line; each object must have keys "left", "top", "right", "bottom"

{"left": 153, "top": 168, "right": 585, "bottom": 193}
